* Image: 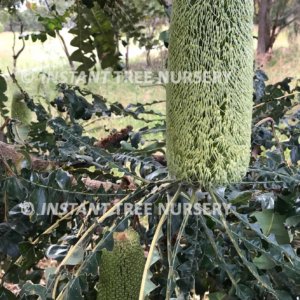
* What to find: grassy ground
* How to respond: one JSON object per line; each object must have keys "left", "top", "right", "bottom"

{"left": 0, "top": 30, "right": 166, "bottom": 139}
{"left": 264, "top": 32, "right": 300, "bottom": 83}
{"left": 0, "top": 28, "right": 299, "bottom": 138}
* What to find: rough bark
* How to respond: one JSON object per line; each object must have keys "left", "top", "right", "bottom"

{"left": 257, "top": 0, "right": 273, "bottom": 66}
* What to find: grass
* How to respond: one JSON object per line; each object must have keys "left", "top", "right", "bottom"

{"left": 264, "top": 31, "right": 300, "bottom": 83}
{"left": 0, "top": 30, "right": 166, "bottom": 139}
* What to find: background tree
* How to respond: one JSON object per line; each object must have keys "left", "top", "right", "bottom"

{"left": 256, "top": 0, "right": 300, "bottom": 65}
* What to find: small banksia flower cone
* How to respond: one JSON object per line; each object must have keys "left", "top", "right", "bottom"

{"left": 11, "top": 92, "right": 32, "bottom": 125}
{"left": 166, "top": 0, "right": 254, "bottom": 186}
{"left": 96, "top": 229, "right": 145, "bottom": 300}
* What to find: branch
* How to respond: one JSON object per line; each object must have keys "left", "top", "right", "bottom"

{"left": 0, "top": 118, "right": 10, "bottom": 133}
{"left": 44, "top": 0, "right": 75, "bottom": 70}
{"left": 275, "top": 5, "right": 300, "bottom": 31}
{"left": 7, "top": 68, "right": 27, "bottom": 97}
{"left": 56, "top": 30, "right": 75, "bottom": 70}
{"left": 10, "top": 13, "right": 26, "bottom": 73}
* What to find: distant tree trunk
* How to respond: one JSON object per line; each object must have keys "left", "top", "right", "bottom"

{"left": 125, "top": 36, "right": 129, "bottom": 70}
{"left": 57, "top": 30, "right": 75, "bottom": 71}
{"left": 43, "top": 0, "right": 74, "bottom": 71}
{"left": 257, "top": 0, "right": 273, "bottom": 66}
{"left": 10, "top": 17, "right": 25, "bottom": 74}
{"left": 146, "top": 49, "right": 151, "bottom": 68}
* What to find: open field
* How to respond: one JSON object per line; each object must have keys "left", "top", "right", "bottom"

{"left": 0, "top": 29, "right": 300, "bottom": 136}
{"left": 0, "top": 30, "right": 166, "bottom": 138}
{"left": 263, "top": 32, "right": 300, "bottom": 83}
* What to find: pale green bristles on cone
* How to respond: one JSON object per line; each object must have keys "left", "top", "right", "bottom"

{"left": 166, "top": 0, "right": 254, "bottom": 186}
{"left": 96, "top": 229, "right": 145, "bottom": 300}
{"left": 11, "top": 91, "right": 32, "bottom": 125}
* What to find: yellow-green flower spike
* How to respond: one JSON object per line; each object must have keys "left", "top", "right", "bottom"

{"left": 11, "top": 92, "right": 32, "bottom": 125}
{"left": 166, "top": 0, "right": 254, "bottom": 186}
{"left": 97, "top": 229, "right": 145, "bottom": 300}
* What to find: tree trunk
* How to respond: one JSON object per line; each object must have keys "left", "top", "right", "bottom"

{"left": 57, "top": 30, "right": 75, "bottom": 71}
{"left": 257, "top": 0, "right": 273, "bottom": 66}
{"left": 125, "top": 36, "right": 130, "bottom": 70}
{"left": 146, "top": 49, "right": 151, "bottom": 68}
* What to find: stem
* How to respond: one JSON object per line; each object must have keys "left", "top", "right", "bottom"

{"left": 166, "top": 192, "right": 173, "bottom": 292}
{"left": 56, "top": 182, "right": 174, "bottom": 300}
{"left": 44, "top": 0, "right": 74, "bottom": 70}
{"left": 165, "top": 188, "right": 197, "bottom": 300}
{"left": 55, "top": 185, "right": 150, "bottom": 274}
{"left": 57, "top": 30, "right": 75, "bottom": 71}
{"left": 15, "top": 200, "right": 89, "bottom": 267}
{"left": 10, "top": 14, "right": 25, "bottom": 74}
{"left": 209, "top": 188, "right": 278, "bottom": 299}
{"left": 52, "top": 274, "right": 61, "bottom": 299}
{"left": 139, "top": 184, "right": 182, "bottom": 300}
{"left": 198, "top": 213, "right": 238, "bottom": 290}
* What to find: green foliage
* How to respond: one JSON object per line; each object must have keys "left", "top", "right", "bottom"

{"left": 0, "top": 3, "right": 300, "bottom": 300}
{"left": 0, "top": 73, "right": 9, "bottom": 119}
{"left": 0, "top": 72, "right": 299, "bottom": 300}
{"left": 1, "top": 0, "right": 167, "bottom": 75}
{"left": 124, "top": 0, "right": 165, "bottom": 51}
{"left": 69, "top": 2, "right": 119, "bottom": 75}
{"left": 67, "top": 0, "right": 165, "bottom": 74}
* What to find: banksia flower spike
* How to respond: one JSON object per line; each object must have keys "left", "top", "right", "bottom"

{"left": 166, "top": 0, "right": 254, "bottom": 186}
{"left": 97, "top": 229, "right": 145, "bottom": 300}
